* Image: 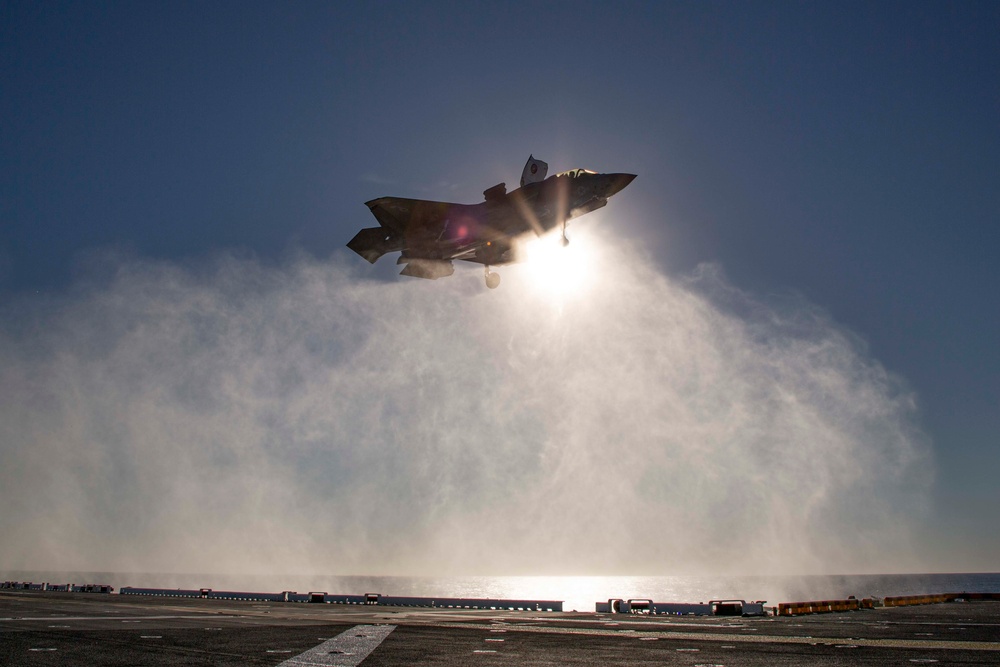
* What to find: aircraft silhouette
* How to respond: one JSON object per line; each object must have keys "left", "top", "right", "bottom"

{"left": 348, "top": 156, "right": 635, "bottom": 288}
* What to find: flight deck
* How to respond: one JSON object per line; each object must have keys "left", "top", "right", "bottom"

{"left": 3, "top": 587, "right": 999, "bottom": 666}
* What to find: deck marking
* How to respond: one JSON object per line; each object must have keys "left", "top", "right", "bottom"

{"left": 432, "top": 621, "right": 1000, "bottom": 652}
{"left": 278, "top": 624, "right": 395, "bottom": 667}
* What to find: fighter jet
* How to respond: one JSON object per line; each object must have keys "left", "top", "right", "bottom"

{"left": 348, "top": 156, "right": 636, "bottom": 288}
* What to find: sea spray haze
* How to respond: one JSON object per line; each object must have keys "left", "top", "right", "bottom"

{"left": 0, "top": 228, "right": 931, "bottom": 576}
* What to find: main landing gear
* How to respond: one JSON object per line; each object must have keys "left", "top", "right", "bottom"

{"left": 485, "top": 267, "right": 501, "bottom": 289}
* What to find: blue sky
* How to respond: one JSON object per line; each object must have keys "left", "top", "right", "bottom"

{"left": 2, "top": 1, "right": 998, "bottom": 574}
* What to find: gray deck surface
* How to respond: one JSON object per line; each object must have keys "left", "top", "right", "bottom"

{"left": 2, "top": 590, "right": 999, "bottom": 665}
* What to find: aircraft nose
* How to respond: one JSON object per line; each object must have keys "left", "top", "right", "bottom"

{"left": 607, "top": 173, "right": 637, "bottom": 196}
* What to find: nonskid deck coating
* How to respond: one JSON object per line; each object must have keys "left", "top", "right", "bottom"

{"left": 2, "top": 590, "right": 999, "bottom": 666}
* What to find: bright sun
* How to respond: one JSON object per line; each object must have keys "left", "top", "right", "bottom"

{"left": 519, "top": 229, "right": 596, "bottom": 298}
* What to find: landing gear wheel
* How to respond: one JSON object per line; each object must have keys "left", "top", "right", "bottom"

{"left": 485, "top": 270, "right": 501, "bottom": 289}
{"left": 561, "top": 219, "right": 569, "bottom": 246}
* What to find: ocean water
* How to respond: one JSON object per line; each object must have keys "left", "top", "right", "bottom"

{"left": 4, "top": 571, "right": 999, "bottom": 612}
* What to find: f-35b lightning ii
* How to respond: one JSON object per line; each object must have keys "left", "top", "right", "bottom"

{"left": 348, "top": 156, "right": 636, "bottom": 288}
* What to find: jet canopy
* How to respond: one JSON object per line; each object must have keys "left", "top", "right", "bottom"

{"left": 556, "top": 168, "right": 597, "bottom": 178}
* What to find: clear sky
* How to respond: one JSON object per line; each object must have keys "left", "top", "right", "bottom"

{"left": 1, "top": 2, "right": 997, "bottom": 575}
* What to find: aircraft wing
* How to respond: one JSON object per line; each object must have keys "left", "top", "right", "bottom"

{"left": 349, "top": 196, "right": 486, "bottom": 268}
{"left": 365, "top": 197, "right": 465, "bottom": 236}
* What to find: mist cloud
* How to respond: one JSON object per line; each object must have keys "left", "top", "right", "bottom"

{"left": 0, "top": 232, "right": 931, "bottom": 577}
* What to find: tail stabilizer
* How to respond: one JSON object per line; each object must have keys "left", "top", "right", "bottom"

{"left": 347, "top": 227, "right": 403, "bottom": 263}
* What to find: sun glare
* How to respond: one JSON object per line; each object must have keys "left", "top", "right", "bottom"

{"left": 520, "top": 231, "right": 596, "bottom": 298}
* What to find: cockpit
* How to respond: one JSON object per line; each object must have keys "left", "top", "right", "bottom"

{"left": 556, "top": 168, "right": 597, "bottom": 178}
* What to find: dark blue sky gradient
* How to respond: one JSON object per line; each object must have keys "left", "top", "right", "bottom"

{"left": 3, "top": 1, "right": 998, "bottom": 565}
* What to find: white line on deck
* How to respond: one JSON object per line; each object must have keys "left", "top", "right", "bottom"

{"left": 278, "top": 624, "right": 396, "bottom": 667}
